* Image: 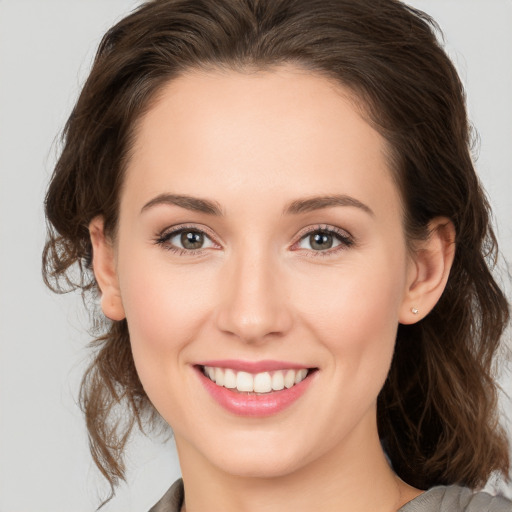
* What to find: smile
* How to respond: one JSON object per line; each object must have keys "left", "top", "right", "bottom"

{"left": 202, "top": 366, "right": 309, "bottom": 394}
{"left": 195, "top": 362, "right": 317, "bottom": 417}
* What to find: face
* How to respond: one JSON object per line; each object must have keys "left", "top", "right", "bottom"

{"left": 104, "top": 67, "right": 418, "bottom": 478}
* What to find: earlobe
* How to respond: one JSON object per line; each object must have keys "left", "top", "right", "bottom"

{"left": 89, "top": 216, "right": 126, "bottom": 321}
{"left": 399, "top": 218, "right": 456, "bottom": 325}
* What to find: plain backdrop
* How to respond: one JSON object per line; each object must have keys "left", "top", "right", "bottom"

{"left": 0, "top": 1, "right": 511, "bottom": 511}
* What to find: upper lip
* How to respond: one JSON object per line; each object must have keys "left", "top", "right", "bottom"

{"left": 195, "top": 359, "right": 312, "bottom": 373}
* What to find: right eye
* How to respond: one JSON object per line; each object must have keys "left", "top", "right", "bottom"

{"left": 156, "top": 226, "right": 218, "bottom": 255}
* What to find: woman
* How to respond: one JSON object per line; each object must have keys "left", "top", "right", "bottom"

{"left": 43, "top": 0, "right": 511, "bottom": 510}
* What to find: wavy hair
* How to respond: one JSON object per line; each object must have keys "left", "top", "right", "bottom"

{"left": 43, "top": 0, "right": 510, "bottom": 500}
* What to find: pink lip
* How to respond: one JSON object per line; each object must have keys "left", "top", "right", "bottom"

{"left": 194, "top": 364, "right": 316, "bottom": 417}
{"left": 196, "top": 359, "right": 310, "bottom": 373}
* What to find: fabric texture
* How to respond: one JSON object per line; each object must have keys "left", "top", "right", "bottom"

{"left": 148, "top": 479, "right": 184, "bottom": 512}
{"left": 149, "top": 479, "right": 512, "bottom": 512}
{"left": 398, "top": 485, "right": 512, "bottom": 511}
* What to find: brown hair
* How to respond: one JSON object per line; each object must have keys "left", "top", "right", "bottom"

{"left": 43, "top": 0, "right": 510, "bottom": 499}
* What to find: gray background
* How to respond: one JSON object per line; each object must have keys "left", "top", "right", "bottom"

{"left": 0, "top": 1, "right": 511, "bottom": 511}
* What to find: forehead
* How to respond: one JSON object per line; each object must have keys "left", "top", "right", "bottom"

{"left": 123, "top": 66, "right": 400, "bottom": 220}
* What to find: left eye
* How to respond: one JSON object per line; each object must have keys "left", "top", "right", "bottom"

{"left": 296, "top": 229, "right": 351, "bottom": 251}
{"left": 163, "top": 229, "right": 216, "bottom": 251}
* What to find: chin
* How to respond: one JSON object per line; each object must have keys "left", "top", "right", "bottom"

{"left": 201, "top": 435, "right": 315, "bottom": 479}
{"left": 216, "top": 454, "right": 305, "bottom": 479}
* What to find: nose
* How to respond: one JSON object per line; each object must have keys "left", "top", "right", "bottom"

{"left": 214, "top": 247, "right": 293, "bottom": 344}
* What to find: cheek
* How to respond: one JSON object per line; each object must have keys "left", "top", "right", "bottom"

{"left": 295, "top": 250, "right": 407, "bottom": 384}
{"left": 116, "top": 249, "right": 214, "bottom": 375}
{"left": 301, "top": 262, "right": 404, "bottom": 331}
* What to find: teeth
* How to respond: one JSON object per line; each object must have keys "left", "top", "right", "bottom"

{"left": 254, "top": 372, "right": 272, "bottom": 393}
{"left": 295, "top": 369, "right": 308, "bottom": 384}
{"left": 236, "top": 371, "right": 254, "bottom": 392}
{"left": 284, "top": 369, "right": 296, "bottom": 389}
{"left": 224, "top": 368, "right": 236, "bottom": 389}
{"left": 214, "top": 367, "right": 224, "bottom": 386}
{"left": 203, "top": 366, "right": 310, "bottom": 393}
{"left": 271, "top": 371, "right": 284, "bottom": 391}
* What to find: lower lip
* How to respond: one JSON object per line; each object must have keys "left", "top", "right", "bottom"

{"left": 195, "top": 367, "right": 315, "bottom": 417}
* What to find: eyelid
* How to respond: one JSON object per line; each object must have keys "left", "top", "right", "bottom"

{"left": 290, "top": 224, "right": 355, "bottom": 255}
{"left": 157, "top": 223, "right": 219, "bottom": 241}
{"left": 293, "top": 224, "right": 353, "bottom": 243}
{"left": 154, "top": 223, "right": 222, "bottom": 254}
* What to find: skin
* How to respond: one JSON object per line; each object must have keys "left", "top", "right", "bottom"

{"left": 90, "top": 66, "right": 455, "bottom": 512}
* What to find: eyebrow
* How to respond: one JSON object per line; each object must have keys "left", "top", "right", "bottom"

{"left": 141, "top": 193, "right": 224, "bottom": 216}
{"left": 283, "top": 194, "right": 374, "bottom": 217}
{"left": 140, "top": 193, "right": 374, "bottom": 217}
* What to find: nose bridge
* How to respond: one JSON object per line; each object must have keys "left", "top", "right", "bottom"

{"left": 215, "top": 239, "right": 292, "bottom": 343}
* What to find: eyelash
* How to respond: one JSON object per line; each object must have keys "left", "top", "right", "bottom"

{"left": 155, "top": 224, "right": 218, "bottom": 256}
{"left": 154, "top": 224, "right": 355, "bottom": 258}
{"left": 294, "top": 225, "right": 355, "bottom": 258}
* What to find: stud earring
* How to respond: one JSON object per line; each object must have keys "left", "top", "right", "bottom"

{"left": 411, "top": 307, "right": 419, "bottom": 315}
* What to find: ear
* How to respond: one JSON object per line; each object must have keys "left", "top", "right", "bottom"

{"left": 399, "top": 217, "right": 456, "bottom": 325}
{"left": 89, "top": 216, "right": 126, "bottom": 321}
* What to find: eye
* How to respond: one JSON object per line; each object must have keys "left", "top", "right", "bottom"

{"left": 156, "top": 226, "right": 218, "bottom": 254}
{"left": 172, "top": 230, "right": 212, "bottom": 250}
{"left": 294, "top": 227, "right": 354, "bottom": 254}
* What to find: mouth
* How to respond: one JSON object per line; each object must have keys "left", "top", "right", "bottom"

{"left": 200, "top": 365, "right": 312, "bottom": 394}
{"left": 194, "top": 362, "right": 317, "bottom": 416}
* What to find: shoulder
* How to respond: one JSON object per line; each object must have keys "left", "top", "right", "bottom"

{"left": 399, "top": 485, "right": 512, "bottom": 512}
{"left": 148, "top": 479, "right": 184, "bottom": 512}
{"left": 147, "top": 481, "right": 512, "bottom": 512}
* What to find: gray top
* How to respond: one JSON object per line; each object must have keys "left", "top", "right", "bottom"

{"left": 149, "top": 479, "right": 512, "bottom": 512}
{"left": 398, "top": 485, "right": 511, "bottom": 511}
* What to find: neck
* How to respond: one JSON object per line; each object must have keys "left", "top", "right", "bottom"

{"left": 175, "top": 416, "right": 421, "bottom": 512}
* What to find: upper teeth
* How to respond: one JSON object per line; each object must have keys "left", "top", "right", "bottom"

{"left": 204, "top": 366, "right": 309, "bottom": 393}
